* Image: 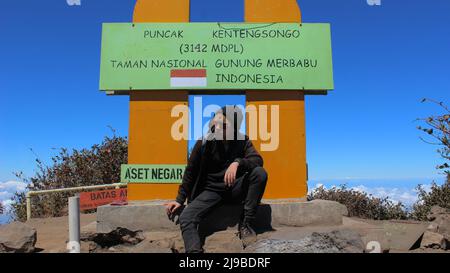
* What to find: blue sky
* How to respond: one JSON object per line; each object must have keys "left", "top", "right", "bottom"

{"left": 1, "top": 0, "right": 449, "bottom": 221}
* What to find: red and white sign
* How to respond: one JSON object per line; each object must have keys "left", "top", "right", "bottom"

{"left": 170, "top": 69, "right": 207, "bottom": 87}
{"left": 79, "top": 188, "right": 127, "bottom": 211}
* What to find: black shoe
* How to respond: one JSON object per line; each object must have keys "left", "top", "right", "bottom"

{"left": 238, "top": 221, "right": 257, "bottom": 248}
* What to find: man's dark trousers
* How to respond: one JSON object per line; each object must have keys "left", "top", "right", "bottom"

{"left": 179, "top": 166, "right": 268, "bottom": 253}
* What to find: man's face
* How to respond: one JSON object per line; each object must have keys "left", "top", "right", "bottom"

{"left": 211, "top": 112, "right": 232, "bottom": 140}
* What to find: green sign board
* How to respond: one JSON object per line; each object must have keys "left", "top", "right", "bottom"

{"left": 100, "top": 23, "right": 334, "bottom": 91}
{"left": 121, "top": 164, "right": 186, "bottom": 184}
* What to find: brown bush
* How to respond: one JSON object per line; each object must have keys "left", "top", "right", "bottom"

{"left": 410, "top": 174, "right": 450, "bottom": 221}
{"left": 11, "top": 132, "right": 128, "bottom": 221}
{"left": 411, "top": 99, "right": 450, "bottom": 220}
{"left": 417, "top": 98, "right": 450, "bottom": 176}
{"left": 308, "top": 185, "right": 409, "bottom": 220}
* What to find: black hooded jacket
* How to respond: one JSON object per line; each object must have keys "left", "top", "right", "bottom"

{"left": 175, "top": 135, "right": 263, "bottom": 205}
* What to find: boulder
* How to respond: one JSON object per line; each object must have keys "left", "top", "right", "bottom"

{"left": 427, "top": 206, "right": 449, "bottom": 221}
{"left": 328, "top": 229, "right": 365, "bottom": 253}
{"left": 245, "top": 229, "right": 364, "bottom": 253}
{"left": 426, "top": 206, "right": 450, "bottom": 243}
{"left": 273, "top": 199, "right": 348, "bottom": 224}
{"left": 426, "top": 222, "right": 439, "bottom": 233}
{"left": 420, "top": 231, "right": 447, "bottom": 250}
{"left": 0, "top": 222, "right": 37, "bottom": 253}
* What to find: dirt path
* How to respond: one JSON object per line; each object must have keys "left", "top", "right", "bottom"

{"left": 23, "top": 214, "right": 447, "bottom": 253}
{"left": 26, "top": 213, "right": 96, "bottom": 253}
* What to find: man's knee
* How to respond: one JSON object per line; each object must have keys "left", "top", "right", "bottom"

{"left": 250, "top": 167, "right": 268, "bottom": 185}
{"left": 179, "top": 208, "right": 197, "bottom": 229}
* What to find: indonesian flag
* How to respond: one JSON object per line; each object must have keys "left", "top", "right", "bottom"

{"left": 170, "top": 69, "right": 207, "bottom": 87}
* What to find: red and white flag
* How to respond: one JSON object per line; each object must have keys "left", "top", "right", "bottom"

{"left": 170, "top": 69, "right": 207, "bottom": 87}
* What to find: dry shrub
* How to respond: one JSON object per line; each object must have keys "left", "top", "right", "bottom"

{"left": 417, "top": 99, "right": 449, "bottom": 177}
{"left": 411, "top": 175, "right": 450, "bottom": 221}
{"left": 308, "top": 185, "right": 408, "bottom": 220}
{"left": 411, "top": 99, "right": 450, "bottom": 220}
{"left": 10, "top": 132, "right": 127, "bottom": 221}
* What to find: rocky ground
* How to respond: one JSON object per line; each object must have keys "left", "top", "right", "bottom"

{"left": 1, "top": 205, "right": 449, "bottom": 253}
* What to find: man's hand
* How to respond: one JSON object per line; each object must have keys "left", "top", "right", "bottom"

{"left": 224, "top": 162, "right": 239, "bottom": 187}
{"left": 164, "top": 201, "right": 182, "bottom": 215}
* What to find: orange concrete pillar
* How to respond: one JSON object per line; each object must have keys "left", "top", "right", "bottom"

{"left": 127, "top": 0, "right": 190, "bottom": 201}
{"left": 133, "top": 0, "right": 190, "bottom": 23}
{"left": 245, "top": 0, "right": 308, "bottom": 199}
{"left": 245, "top": 0, "right": 301, "bottom": 23}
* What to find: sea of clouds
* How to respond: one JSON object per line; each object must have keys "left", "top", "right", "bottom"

{"left": 308, "top": 177, "right": 445, "bottom": 208}
{"left": 0, "top": 180, "right": 27, "bottom": 224}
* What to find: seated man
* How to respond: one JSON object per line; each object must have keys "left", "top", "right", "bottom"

{"left": 165, "top": 105, "right": 268, "bottom": 253}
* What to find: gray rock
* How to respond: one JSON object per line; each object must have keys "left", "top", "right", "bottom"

{"left": 434, "top": 216, "right": 450, "bottom": 238}
{"left": 245, "top": 229, "right": 364, "bottom": 253}
{"left": 270, "top": 199, "right": 348, "bottom": 227}
{"left": 426, "top": 222, "right": 439, "bottom": 233}
{"left": 427, "top": 206, "right": 450, "bottom": 221}
{"left": 426, "top": 206, "right": 450, "bottom": 245}
{"left": 328, "top": 229, "right": 365, "bottom": 253}
{"left": 0, "top": 222, "right": 37, "bottom": 253}
{"left": 420, "top": 231, "right": 447, "bottom": 250}
{"left": 245, "top": 238, "right": 340, "bottom": 253}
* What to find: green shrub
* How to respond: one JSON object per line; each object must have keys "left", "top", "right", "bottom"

{"left": 11, "top": 133, "right": 128, "bottom": 221}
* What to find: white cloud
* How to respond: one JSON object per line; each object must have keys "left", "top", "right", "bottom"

{"left": 66, "top": 0, "right": 81, "bottom": 6}
{"left": 361, "top": 184, "right": 435, "bottom": 206}
{"left": 308, "top": 183, "right": 323, "bottom": 194}
{"left": 351, "top": 185, "right": 368, "bottom": 193}
{"left": 0, "top": 180, "right": 27, "bottom": 193}
{"left": 309, "top": 183, "right": 433, "bottom": 207}
{"left": 0, "top": 180, "right": 27, "bottom": 211}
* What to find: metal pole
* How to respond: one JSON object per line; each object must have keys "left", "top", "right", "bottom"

{"left": 67, "top": 196, "right": 80, "bottom": 253}
{"left": 26, "top": 193, "right": 31, "bottom": 221}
